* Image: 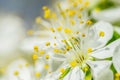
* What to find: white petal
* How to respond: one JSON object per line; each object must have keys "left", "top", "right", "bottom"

{"left": 87, "top": 60, "right": 112, "bottom": 78}
{"left": 90, "top": 39, "right": 120, "bottom": 59}
{"left": 113, "top": 44, "right": 120, "bottom": 72}
{"left": 83, "top": 21, "right": 113, "bottom": 51}
{"left": 63, "top": 67, "right": 84, "bottom": 80}
{"left": 92, "top": 7, "right": 120, "bottom": 23}
{"left": 95, "top": 69, "right": 113, "bottom": 80}
{"left": 5, "top": 59, "right": 32, "bottom": 80}
{"left": 0, "top": 15, "right": 25, "bottom": 67}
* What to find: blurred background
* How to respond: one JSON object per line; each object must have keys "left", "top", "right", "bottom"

{"left": 0, "top": 0, "right": 120, "bottom": 79}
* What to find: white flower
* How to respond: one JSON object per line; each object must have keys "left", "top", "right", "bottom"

{"left": 46, "top": 21, "right": 120, "bottom": 80}
{"left": 5, "top": 58, "right": 57, "bottom": 80}
{"left": 0, "top": 15, "right": 25, "bottom": 68}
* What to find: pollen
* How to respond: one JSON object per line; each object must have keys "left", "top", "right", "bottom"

{"left": 53, "top": 48, "right": 60, "bottom": 53}
{"left": 27, "top": 29, "right": 34, "bottom": 35}
{"left": 86, "top": 20, "right": 92, "bottom": 25}
{"left": 82, "top": 33, "right": 86, "bottom": 37}
{"left": 73, "top": 2, "right": 78, "bottom": 7}
{"left": 34, "top": 46, "right": 39, "bottom": 52}
{"left": 35, "top": 72, "right": 41, "bottom": 78}
{"left": 14, "top": 71, "right": 19, "bottom": 76}
{"left": 32, "top": 54, "right": 38, "bottom": 60}
{"left": 44, "top": 64, "right": 49, "bottom": 69}
{"left": 68, "top": 10, "right": 76, "bottom": 17}
{"left": 84, "top": 1, "right": 90, "bottom": 7}
{"left": 99, "top": 31, "right": 105, "bottom": 37}
{"left": 46, "top": 42, "right": 50, "bottom": 46}
{"left": 25, "top": 63, "right": 29, "bottom": 67}
{"left": 54, "top": 43, "right": 57, "bottom": 46}
{"left": 42, "top": 6, "right": 48, "bottom": 10}
{"left": 45, "top": 54, "right": 50, "bottom": 59}
{"left": 35, "top": 17, "right": 41, "bottom": 24}
{"left": 70, "top": 60, "right": 77, "bottom": 67}
{"left": 50, "top": 28, "right": 55, "bottom": 32}
{"left": 95, "top": 8, "right": 101, "bottom": 13}
{"left": 70, "top": 19, "right": 75, "bottom": 25}
{"left": 80, "top": 20, "right": 84, "bottom": 24}
{"left": 87, "top": 48, "right": 93, "bottom": 53}
{"left": 60, "top": 68, "right": 65, "bottom": 73}
{"left": 39, "top": 50, "right": 45, "bottom": 55}
{"left": 78, "top": 14, "right": 82, "bottom": 18}
{"left": 56, "top": 26, "right": 62, "bottom": 31}
{"left": 64, "top": 28, "right": 72, "bottom": 34}
{"left": 44, "top": 9, "right": 51, "bottom": 19}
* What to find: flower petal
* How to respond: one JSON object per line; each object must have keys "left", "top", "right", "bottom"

{"left": 90, "top": 39, "right": 120, "bottom": 59}
{"left": 113, "top": 44, "right": 120, "bottom": 72}
{"left": 83, "top": 21, "right": 113, "bottom": 51}
{"left": 63, "top": 67, "right": 84, "bottom": 80}
{"left": 95, "top": 69, "right": 113, "bottom": 80}
{"left": 92, "top": 7, "right": 120, "bottom": 23}
{"left": 87, "top": 60, "right": 112, "bottom": 78}
{"left": 5, "top": 59, "right": 32, "bottom": 80}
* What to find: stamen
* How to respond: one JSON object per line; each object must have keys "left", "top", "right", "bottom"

{"left": 99, "top": 31, "right": 105, "bottom": 37}
{"left": 35, "top": 72, "right": 41, "bottom": 78}
{"left": 14, "top": 70, "right": 19, "bottom": 76}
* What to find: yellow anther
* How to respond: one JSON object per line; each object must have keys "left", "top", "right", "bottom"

{"left": 87, "top": 48, "right": 93, "bottom": 53}
{"left": 53, "top": 48, "right": 60, "bottom": 53}
{"left": 68, "top": 10, "right": 76, "bottom": 17}
{"left": 32, "top": 54, "right": 38, "bottom": 60}
{"left": 39, "top": 50, "right": 45, "bottom": 55}
{"left": 50, "top": 28, "right": 55, "bottom": 32}
{"left": 70, "top": 60, "right": 77, "bottom": 67}
{"left": 70, "top": 19, "right": 75, "bottom": 25}
{"left": 45, "top": 54, "right": 50, "bottom": 59}
{"left": 34, "top": 46, "right": 39, "bottom": 52}
{"left": 14, "top": 71, "right": 19, "bottom": 76}
{"left": 54, "top": 36, "right": 56, "bottom": 39}
{"left": 78, "top": 14, "right": 82, "bottom": 18}
{"left": 64, "top": 28, "right": 72, "bottom": 34}
{"left": 35, "top": 72, "right": 41, "bottom": 78}
{"left": 44, "top": 64, "right": 49, "bottom": 69}
{"left": 76, "top": 31, "right": 80, "bottom": 34}
{"left": 84, "top": 1, "right": 90, "bottom": 7}
{"left": 35, "top": 17, "right": 41, "bottom": 24}
{"left": 80, "top": 20, "right": 84, "bottom": 24}
{"left": 27, "top": 30, "right": 34, "bottom": 35}
{"left": 79, "top": 7, "right": 84, "bottom": 11}
{"left": 60, "top": 68, "right": 65, "bottom": 73}
{"left": 46, "top": 42, "right": 50, "bottom": 46}
{"left": 25, "top": 63, "right": 29, "bottom": 67}
{"left": 82, "top": 33, "right": 86, "bottom": 37}
{"left": 115, "top": 73, "right": 120, "bottom": 77}
{"left": 44, "top": 9, "right": 51, "bottom": 19}
{"left": 54, "top": 43, "right": 57, "bottom": 46}
{"left": 86, "top": 20, "right": 92, "bottom": 25}
{"left": 66, "top": 46, "right": 72, "bottom": 51}
{"left": 42, "top": 6, "right": 48, "bottom": 10}
{"left": 51, "top": 12, "right": 57, "bottom": 20}
{"left": 99, "top": 31, "right": 105, "bottom": 37}
{"left": 73, "top": 2, "right": 78, "bottom": 7}
{"left": 56, "top": 26, "right": 62, "bottom": 31}
{"left": 95, "top": 8, "right": 101, "bottom": 13}
{"left": 61, "top": 40, "right": 67, "bottom": 43}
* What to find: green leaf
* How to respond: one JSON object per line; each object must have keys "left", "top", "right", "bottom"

{"left": 107, "top": 31, "right": 120, "bottom": 45}
{"left": 85, "top": 70, "right": 92, "bottom": 80}
{"left": 59, "top": 67, "right": 71, "bottom": 80}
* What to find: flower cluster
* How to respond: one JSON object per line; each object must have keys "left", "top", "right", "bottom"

{"left": 3, "top": 0, "right": 120, "bottom": 80}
